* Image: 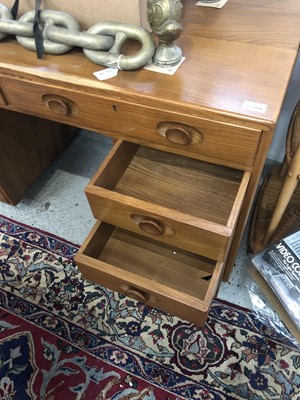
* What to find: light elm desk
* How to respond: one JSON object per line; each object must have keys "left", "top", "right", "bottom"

{"left": 1, "top": 0, "right": 300, "bottom": 325}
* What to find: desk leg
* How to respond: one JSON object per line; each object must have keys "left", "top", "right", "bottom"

{"left": 0, "top": 108, "right": 76, "bottom": 205}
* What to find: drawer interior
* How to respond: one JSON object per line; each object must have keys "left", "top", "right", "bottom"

{"left": 91, "top": 141, "right": 247, "bottom": 226}
{"left": 77, "top": 222, "right": 222, "bottom": 302}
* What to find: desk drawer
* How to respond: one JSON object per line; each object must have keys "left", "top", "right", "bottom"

{"left": 75, "top": 221, "right": 225, "bottom": 326}
{"left": 2, "top": 78, "right": 261, "bottom": 169}
{"left": 85, "top": 140, "right": 250, "bottom": 261}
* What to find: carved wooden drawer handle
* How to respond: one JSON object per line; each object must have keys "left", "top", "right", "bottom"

{"left": 119, "top": 284, "right": 148, "bottom": 302}
{"left": 131, "top": 214, "right": 175, "bottom": 236}
{"left": 165, "top": 128, "right": 191, "bottom": 145}
{"left": 138, "top": 219, "right": 164, "bottom": 236}
{"left": 46, "top": 98, "right": 69, "bottom": 116}
{"left": 157, "top": 121, "right": 203, "bottom": 145}
{"left": 42, "top": 94, "right": 78, "bottom": 117}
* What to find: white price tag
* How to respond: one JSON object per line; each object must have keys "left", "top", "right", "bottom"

{"left": 144, "top": 57, "right": 185, "bottom": 75}
{"left": 242, "top": 100, "right": 268, "bottom": 113}
{"left": 93, "top": 68, "right": 118, "bottom": 81}
{"left": 196, "top": 0, "right": 228, "bottom": 8}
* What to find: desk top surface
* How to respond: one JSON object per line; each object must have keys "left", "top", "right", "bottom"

{"left": 0, "top": 0, "right": 300, "bottom": 127}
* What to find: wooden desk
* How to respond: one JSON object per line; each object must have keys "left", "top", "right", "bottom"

{"left": 1, "top": 0, "right": 300, "bottom": 324}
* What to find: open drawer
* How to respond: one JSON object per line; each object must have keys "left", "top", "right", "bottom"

{"left": 85, "top": 140, "right": 250, "bottom": 261}
{"left": 75, "top": 221, "right": 225, "bottom": 326}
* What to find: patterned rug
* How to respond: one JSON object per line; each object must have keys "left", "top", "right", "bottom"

{"left": 0, "top": 215, "right": 299, "bottom": 400}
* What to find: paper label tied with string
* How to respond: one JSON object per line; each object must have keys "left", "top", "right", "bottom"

{"left": 196, "top": 0, "right": 229, "bottom": 9}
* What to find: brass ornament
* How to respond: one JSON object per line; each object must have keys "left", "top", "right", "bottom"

{"left": 147, "top": 0, "right": 183, "bottom": 67}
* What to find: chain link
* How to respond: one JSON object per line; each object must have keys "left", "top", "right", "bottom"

{"left": 0, "top": 3, "right": 155, "bottom": 70}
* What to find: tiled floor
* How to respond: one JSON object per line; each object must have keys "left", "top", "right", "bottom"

{"left": 0, "top": 129, "right": 256, "bottom": 309}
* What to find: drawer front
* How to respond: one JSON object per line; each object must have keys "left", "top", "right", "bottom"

{"left": 87, "top": 191, "right": 231, "bottom": 261}
{"left": 85, "top": 141, "right": 251, "bottom": 261}
{"left": 2, "top": 78, "right": 261, "bottom": 169}
{"left": 75, "top": 221, "right": 225, "bottom": 326}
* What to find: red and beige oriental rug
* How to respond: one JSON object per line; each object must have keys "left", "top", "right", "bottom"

{"left": 0, "top": 214, "right": 299, "bottom": 400}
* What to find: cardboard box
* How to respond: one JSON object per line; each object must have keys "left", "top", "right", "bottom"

{"left": 2, "top": 0, "right": 150, "bottom": 31}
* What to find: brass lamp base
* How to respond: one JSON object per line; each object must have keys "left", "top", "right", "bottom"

{"left": 153, "top": 42, "right": 182, "bottom": 67}
{"left": 147, "top": 0, "right": 183, "bottom": 68}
